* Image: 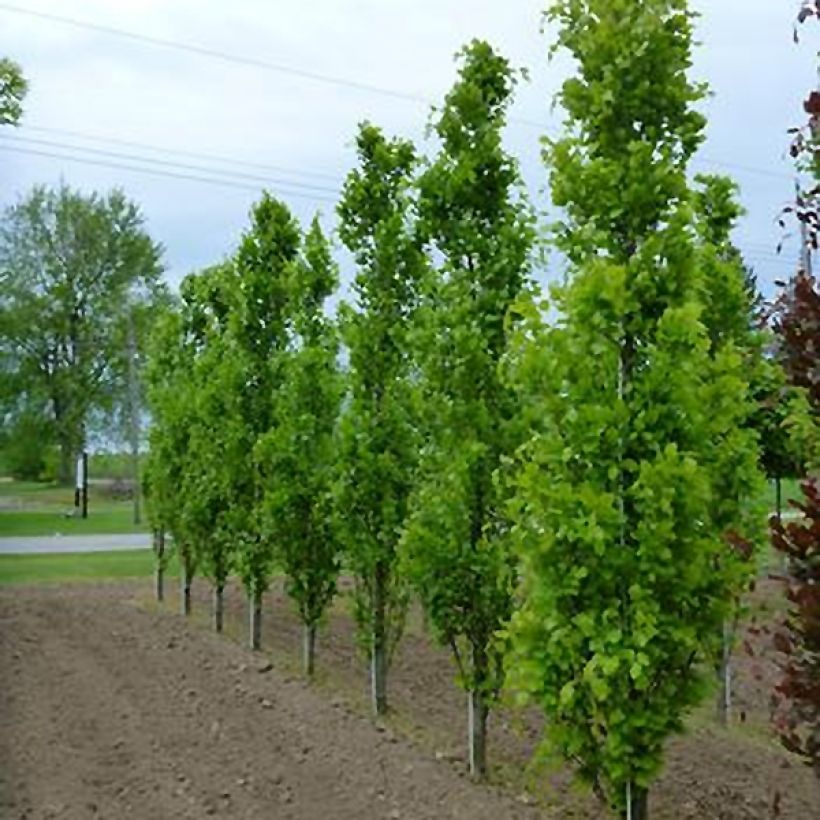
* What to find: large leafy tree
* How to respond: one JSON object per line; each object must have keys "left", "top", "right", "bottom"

{"left": 258, "top": 217, "right": 342, "bottom": 676}
{"left": 400, "top": 40, "right": 534, "bottom": 777}
{"left": 336, "top": 124, "right": 425, "bottom": 715}
{"left": 0, "top": 57, "right": 26, "bottom": 125}
{"left": 505, "top": 2, "right": 755, "bottom": 816}
{"left": 0, "top": 184, "right": 164, "bottom": 484}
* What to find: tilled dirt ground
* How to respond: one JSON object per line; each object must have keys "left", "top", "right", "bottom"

{"left": 0, "top": 584, "right": 541, "bottom": 820}
{"left": 1, "top": 579, "right": 818, "bottom": 819}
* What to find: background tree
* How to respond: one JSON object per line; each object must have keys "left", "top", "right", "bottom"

{"left": 258, "top": 217, "right": 342, "bottom": 676}
{"left": 0, "top": 184, "right": 164, "bottom": 485}
{"left": 400, "top": 40, "right": 534, "bottom": 777}
{"left": 505, "top": 2, "right": 757, "bottom": 816}
{"left": 336, "top": 123, "right": 425, "bottom": 715}
{"left": 0, "top": 57, "right": 27, "bottom": 125}
{"left": 226, "top": 193, "right": 299, "bottom": 650}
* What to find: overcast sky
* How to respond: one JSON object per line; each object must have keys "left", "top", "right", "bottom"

{"left": 0, "top": 1, "right": 813, "bottom": 298}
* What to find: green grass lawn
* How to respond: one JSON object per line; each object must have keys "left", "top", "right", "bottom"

{"left": 0, "top": 509, "right": 145, "bottom": 537}
{"left": 0, "top": 479, "right": 147, "bottom": 537}
{"left": 0, "top": 549, "right": 177, "bottom": 585}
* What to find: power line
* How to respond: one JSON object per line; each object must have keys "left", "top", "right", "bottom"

{"left": 0, "top": 3, "right": 794, "bottom": 183}
{"left": 0, "top": 144, "right": 337, "bottom": 203}
{"left": 22, "top": 125, "right": 344, "bottom": 183}
{"left": 0, "top": 2, "right": 432, "bottom": 106}
{"left": 691, "top": 156, "right": 792, "bottom": 182}
{"left": 0, "top": 133, "right": 341, "bottom": 195}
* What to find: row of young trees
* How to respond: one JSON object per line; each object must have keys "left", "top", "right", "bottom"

{"left": 143, "top": 3, "right": 811, "bottom": 817}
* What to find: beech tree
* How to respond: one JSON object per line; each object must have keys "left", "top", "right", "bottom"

{"left": 258, "top": 217, "right": 342, "bottom": 675}
{"left": 770, "top": 275, "right": 820, "bottom": 781}
{"left": 144, "top": 304, "right": 197, "bottom": 614}
{"left": 227, "top": 194, "right": 300, "bottom": 650}
{"left": 177, "top": 267, "right": 236, "bottom": 633}
{"left": 336, "top": 124, "right": 425, "bottom": 715}
{"left": 505, "top": 2, "right": 756, "bottom": 816}
{"left": 693, "top": 173, "right": 766, "bottom": 726}
{"left": 400, "top": 40, "right": 534, "bottom": 777}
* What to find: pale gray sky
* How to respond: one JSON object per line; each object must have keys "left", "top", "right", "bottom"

{"left": 0, "top": 1, "right": 813, "bottom": 296}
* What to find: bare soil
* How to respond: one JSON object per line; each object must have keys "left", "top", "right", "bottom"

{"left": 0, "top": 579, "right": 817, "bottom": 819}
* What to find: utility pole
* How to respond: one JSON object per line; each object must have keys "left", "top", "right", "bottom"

{"left": 127, "top": 308, "right": 142, "bottom": 525}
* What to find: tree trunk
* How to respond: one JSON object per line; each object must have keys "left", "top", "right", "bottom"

{"left": 468, "top": 645, "right": 489, "bottom": 779}
{"left": 180, "top": 556, "right": 192, "bottom": 616}
{"left": 468, "top": 689, "right": 489, "bottom": 778}
{"left": 371, "top": 566, "right": 388, "bottom": 716}
{"left": 58, "top": 441, "right": 72, "bottom": 486}
{"left": 213, "top": 584, "right": 224, "bottom": 633}
{"left": 717, "top": 620, "right": 732, "bottom": 727}
{"left": 249, "top": 586, "right": 262, "bottom": 651}
{"left": 154, "top": 530, "right": 165, "bottom": 602}
{"left": 304, "top": 622, "right": 317, "bottom": 677}
{"left": 126, "top": 308, "right": 142, "bottom": 526}
{"left": 625, "top": 783, "right": 649, "bottom": 820}
{"left": 775, "top": 476, "right": 782, "bottom": 524}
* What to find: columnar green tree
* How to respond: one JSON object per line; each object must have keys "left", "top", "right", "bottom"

{"left": 693, "top": 173, "right": 766, "bottom": 725}
{"left": 144, "top": 304, "right": 197, "bottom": 614}
{"left": 258, "top": 217, "right": 343, "bottom": 675}
{"left": 228, "top": 194, "right": 299, "bottom": 650}
{"left": 505, "top": 2, "right": 757, "bottom": 816}
{"left": 400, "top": 40, "right": 534, "bottom": 777}
{"left": 177, "top": 267, "right": 236, "bottom": 632}
{"left": 336, "top": 124, "right": 425, "bottom": 715}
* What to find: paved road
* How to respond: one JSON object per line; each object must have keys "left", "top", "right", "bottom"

{"left": 0, "top": 533, "right": 151, "bottom": 555}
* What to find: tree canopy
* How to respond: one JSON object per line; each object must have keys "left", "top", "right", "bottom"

{"left": 0, "top": 184, "right": 165, "bottom": 483}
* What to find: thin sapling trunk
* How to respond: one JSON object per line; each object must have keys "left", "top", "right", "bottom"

{"left": 304, "top": 622, "right": 317, "bottom": 677}
{"left": 154, "top": 530, "right": 165, "bottom": 602}
{"left": 249, "top": 585, "right": 262, "bottom": 651}
{"left": 371, "top": 565, "right": 388, "bottom": 715}
{"left": 213, "top": 583, "right": 225, "bottom": 633}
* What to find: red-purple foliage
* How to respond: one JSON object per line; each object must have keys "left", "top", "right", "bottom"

{"left": 771, "top": 273, "right": 820, "bottom": 410}
{"left": 770, "top": 480, "right": 820, "bottom": 776}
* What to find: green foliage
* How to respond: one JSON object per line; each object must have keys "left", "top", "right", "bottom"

{"left": 400, "top": 39, "right": 534, "bottom": 735}
{"left": 176, "top": 264, "right": 236, "bottom": 589}
{"left": 143, "top": 301, "right": 194, "bottom": 568}
{"left": 505, "top": 1, "right": 757, "bottom": 811}
{"left": 0, "top": 57, "right": 27, "bottom": 125}
{"left": 693, "top": 173, "right": 766, "bottom": 596}
{"left": 258, "top": 217, "right": 343, "bottom": 630}
{"left": 0, "top": 184, "right": 165, "bottom": 485}
{"left": 336, "top": 123, "right": 426, "bottom": 674}
{"left": 227, "top": 194, "right": 301, "bottom": 598}
{"left": 0, "top": 411, "right": 56, "bottom": 481}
